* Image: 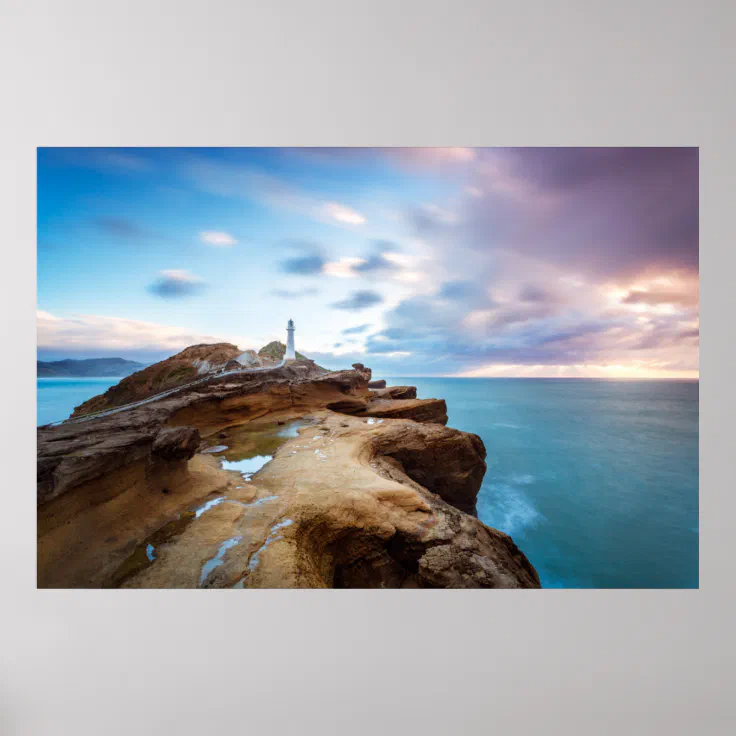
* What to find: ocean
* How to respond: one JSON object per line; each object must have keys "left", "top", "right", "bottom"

{"left": 37, "top": 377, "right": 119, "bottom": 427}
{"left": 37, "top": 376, "right": 699, "bottom": 588}
{"left": 386, "top": 377, "right": 699, "bottom": 589}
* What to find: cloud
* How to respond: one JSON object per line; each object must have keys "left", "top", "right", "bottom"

{"left": 91, "top": 150, "right": 153, "bottom": 173}
{"left": 322, "top": 257, "right": 365, "bottom": 278}
{"left": 181, "top": 155, "right": 366, "bottom": 228}
{"left": 280, "top": 254, "right": 326, "bottom": 275}
{"left": 352, "top": 240, "right": 402, "bottom": 274}
{"left": 621, "top": 287, "right": 697, "bottom": 308}
{"left": 385, "top": 148, "right": 477, "bottom": 169}
{"left": 518, "top": 284, "right": 560, "bottom": 304}
{"left": 342, "top": 323, "right": 371, "bottom": 335}
{"left": 200, "top": 230, "right": 237, "bottom": 246}
{"left": 321, "top": 202, "right": 366, "bottom": 225}
{"left": 411, "top": 203, "right": 458, "bottom": 235}
{"left": 462, "top": 148, "right": 699, "bottom": 277}
{"left": 95, "top": 217, "right": 150, "bottom": 239}
{"left": 147, "top": 269, "right": 205, "bottom": 298}
{"left": 36, "top": 309, "right": 256, "bottom": 362}
{"left": 271, "top": 287, "right": 320, "bottom": 298}
{"left": 330, "top": 290, "right": 384, "bottom": 311}
{"left": 43, "top": 148, "right": 152, "bottom": 174}
{"left": 439, "top": 281, "right": 482, "bottom": 300}
{"left": 322, "top": 241, "right": 407, "bottom": 280}
{"left": 412, "top": 147, "right": 698, "bottom": 280}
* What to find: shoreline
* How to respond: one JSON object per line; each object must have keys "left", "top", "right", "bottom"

{"left": 36, "top": 361, "right": 540, "bottom": 589}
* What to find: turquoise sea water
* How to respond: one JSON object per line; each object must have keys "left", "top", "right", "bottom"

{"left": 386, "top": 377, "right": 699, "bottom": 589}
{"left": 37, "top": 377, "right": 119, "bottom": 426}
{"left": 37, "top": 376, "right": 699, "bottom": 588}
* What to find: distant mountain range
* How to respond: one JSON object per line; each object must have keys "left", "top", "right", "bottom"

{"left": 38, "top": 358, "right": 145, "bottom": 378}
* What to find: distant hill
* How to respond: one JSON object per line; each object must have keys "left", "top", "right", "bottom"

{"left": 38, "top": 358, "right": 145, "bottom": 378}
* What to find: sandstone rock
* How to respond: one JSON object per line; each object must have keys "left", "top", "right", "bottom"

{"left": 37, "top": 360, "right": 541, "bottom": 590}
{"left": 370, "top": 385, "right": 417, "bottom": 400}
{"left": 151, "top": 427, "right": 200, "bottom": 461}
{"left": 235, "top": 349, "right": 263, "bottom": 368}
{"left": 351, "top": 363, "right": 372, "bottom": 381}
{"left": 71, "top": 342, "right": 243, "bottom": 418}
{"left": 38, "top": 361, "right": 365, "bottom": 505}
{"left": 367, "top": 379, "right": 386, "bottom": 389}
{"left": 362, "top": 398, "right": 448, "bottom": 425}
{"left": 369, "top": 422, "right": 486, "bottom": 516}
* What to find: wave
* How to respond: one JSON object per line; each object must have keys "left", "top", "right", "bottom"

{"left": 478, "top": 480, "right": 545, "bottom": 538}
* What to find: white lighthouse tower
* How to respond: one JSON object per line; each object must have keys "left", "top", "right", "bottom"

{"left": 285, "top": 318, "right": 296, "bottom": 361}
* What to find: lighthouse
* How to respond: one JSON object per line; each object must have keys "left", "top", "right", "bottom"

{"left": 285, "top": 318, "right": 296, "bottom": 361}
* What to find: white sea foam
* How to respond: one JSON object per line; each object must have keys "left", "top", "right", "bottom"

{"left": 509, "top": 473, "right": 535, "bottom": 485}
{"left": 480, "top": 483, "right": 545, "bottom": 537}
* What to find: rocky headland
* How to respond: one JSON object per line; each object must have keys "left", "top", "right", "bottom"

{"left": 37, "top": 347, "right": 540, "bottom": 589}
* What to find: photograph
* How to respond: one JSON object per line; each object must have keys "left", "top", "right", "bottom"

{"left": 36, "top": 146, "right": 699, "bottom": 589}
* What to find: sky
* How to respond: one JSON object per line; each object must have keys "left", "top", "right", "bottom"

{"left": 37, "top": 147, "right": 699, "bottom": 378}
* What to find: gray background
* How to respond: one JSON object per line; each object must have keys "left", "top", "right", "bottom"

{"left": 1, "top": 0, "right": 733, "bottom": 733}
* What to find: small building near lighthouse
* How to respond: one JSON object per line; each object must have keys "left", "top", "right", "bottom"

{"left": 285, "top": 319, "right": 296, "bottom": 361}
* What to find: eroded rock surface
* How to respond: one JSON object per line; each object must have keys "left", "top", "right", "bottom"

{"left": 70, "top": 342, "right": 244, "bottom": 417}
{"left": 37, "top": 361, "right": 540, "bottom": 589}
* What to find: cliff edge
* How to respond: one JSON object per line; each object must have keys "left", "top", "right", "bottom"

{"left": 37, "top": 358, "right": 540, "bottom": 589}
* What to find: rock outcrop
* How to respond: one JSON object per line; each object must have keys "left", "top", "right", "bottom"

{"left": 70, "top": 343, "right": 243, "bottom": 418}
{"left": 37, "top": 358, "right": 541, "bottom": 589}
{"left": 258, "top": 340, "right": 308, "bottom": 363}
{"left": 371, "top": 385, "right": 417, "bottom": 400}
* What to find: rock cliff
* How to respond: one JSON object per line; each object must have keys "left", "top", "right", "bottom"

{"left": 37, "top": 358, "right": 540, "bottom": 589}
{"left": 69, "top": 343, "right": 243, "bottom": 418}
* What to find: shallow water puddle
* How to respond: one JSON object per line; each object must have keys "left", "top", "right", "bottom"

{"left": 221, "top": 454, "right": 272, "bottom": 479}
{"left": 105, "top": 419, "right": 309, "bottom": 588}
{"left": 200, "top": 535, "right": 243, "bottom": 586}
{"left": 247, "top": 518, "right": 293, "bottom": 573}
{"left": 195, "top": 496, "right": 226, "bottom": 517}
{"left": 209, "top": 418, "right": 310, "bottom": 480}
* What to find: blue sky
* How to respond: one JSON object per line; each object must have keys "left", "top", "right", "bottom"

{"left": 37, "top": 147, "right": 699, "bottom": 378}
